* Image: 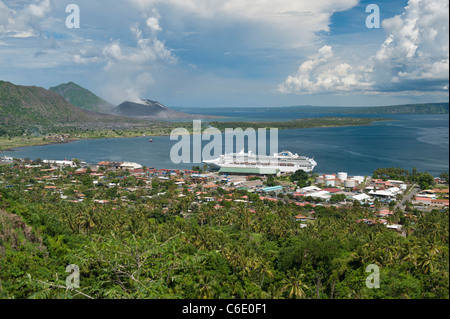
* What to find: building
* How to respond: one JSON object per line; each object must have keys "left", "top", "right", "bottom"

{"left": 120, "top": 162, "right": 143, "bottom": 170}
{"left": 431, "top": 199, "right": 449, "bottom": 208}
{"left": 43, "top": 160, "right": 77, "bottom": 167}
{"left": 387, "top": 224, "right": 403, "bottom": 232}
{"left": 307, "top": 190, "right": 332, "bottom": 201}
{"left": 294, "top": 214, "right": 308, "bottom": 222}
{"left": 260, "top": 185, "right": 284, "bottom": 193}
{"left": 352, "top": 193, "right": 372, "bottom": 203}
{"left": 218, "top": 167, "right": 279, "bottom": 176}
{"left": 97, "top": 161, "right": 124, "bottom": 169}
{"left": 413, "top": 197, "right": 433, "bottom": 206}
{"left": 298, "top": 186, "right": 322, "bottom": 194}
{"left": 367, "top": 186, "right": 402, "bottom": 199}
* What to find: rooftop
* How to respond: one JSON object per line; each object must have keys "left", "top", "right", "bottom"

{"left": 219, "top": 167, "right": 279, "bottom": 175}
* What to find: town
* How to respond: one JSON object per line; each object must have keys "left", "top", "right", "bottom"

{"left": 1, "top": 155, "right": 448, "bottom": 233}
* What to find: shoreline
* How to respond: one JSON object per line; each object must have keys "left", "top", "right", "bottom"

{"left": 0, "top": 117, "right": 390, "bottom": 156}
{"left": 0, "top": 138, "right": 79, "bottom": 153}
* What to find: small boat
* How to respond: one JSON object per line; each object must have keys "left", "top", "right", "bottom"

{"left": 149, "top": 139, "right": 153, "bottom": 143}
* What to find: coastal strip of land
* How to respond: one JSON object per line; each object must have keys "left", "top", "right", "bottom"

{"left": 0, "top": 117, "right": 389, "bottom": 153}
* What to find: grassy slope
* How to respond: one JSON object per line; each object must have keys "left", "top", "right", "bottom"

{"left": 0, "top": 81, "right": 90, "bottom": 125}
{"left": 49, "top": 82, "right": 114, "bottom": 113}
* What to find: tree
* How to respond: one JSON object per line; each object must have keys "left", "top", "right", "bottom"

{"left": 290, "top": 170, "right": 310, "bottom": 188}
{"left": 266, "top": 175, "right": 279, "bottom": 187}
{"left": 281, "top": 269, "right": 309, "bottom": 299}
{"left": 439, "top": 172, "right": 449, "bottom": 184}
{"left": 331, "top": 194, "right": 347, "bottom": 204}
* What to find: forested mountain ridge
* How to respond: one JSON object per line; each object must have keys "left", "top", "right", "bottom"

{"left": 173, "top": 103, "right": 449, "bottom": 114}
{"left": 0, "top": 81, "right": 91, "bottom": 125}
{"left": 0, "top": 81, "right": 150, "bottom": 128}
{"left": 49, "top": 82, "right": 115, "bottom": 113}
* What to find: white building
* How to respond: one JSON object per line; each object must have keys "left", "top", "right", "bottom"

{"left": 308, "top": 190, "right": 332, "bottom": 201}
{"left": 43, "top": 160, "right": 77, "bottom": 167}
{"left": 298, "top": 186, "right": 322, "bottom": 194}
{"left": 119, "top": 162, "right": 143, "bottom": 170}
{"left": 352, "top": 193, "right": 372, "bottom": 203}
{"left": 369, "top": 187, "right": 402, "bottom": 198}
{"left": 352, "top": 176, "right": 366, "bottom": 184}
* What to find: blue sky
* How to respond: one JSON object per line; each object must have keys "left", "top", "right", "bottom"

{"left": 0, "top": 0, "right": 448, "bottom": 108}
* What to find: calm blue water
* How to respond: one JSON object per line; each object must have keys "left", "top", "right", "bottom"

{"left": 1, "top": 113, "right": 448, "bottom": 176}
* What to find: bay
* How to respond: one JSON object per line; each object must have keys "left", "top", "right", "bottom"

{"left": 1, "top": 113, "right": 448, "bottom": 176}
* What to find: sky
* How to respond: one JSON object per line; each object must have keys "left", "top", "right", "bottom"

{"left": 0, "top": 0, "right": 448, "bottom": 108}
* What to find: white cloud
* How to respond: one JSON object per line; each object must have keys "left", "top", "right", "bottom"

{"left": 103, "top": 14, "right": 175, "bottom": 71}
{"left": 279, "top": 0, "right": 449, "bottom": 95}
{"left": 278, "top": 46, "right": 373, "bottom": 94}
{"left": 99, "top": 17, "right": 176, "bottom": 103}
{"left": 146, "top": 17, "right": 162, "bottom": 32}
{"left": 146, "top": 9, "right": 162, "bottom": 33}
{"left": 73, "top": 54, "right": 100, "bottom": 65}
{"left": 126, "top": 0, "right": 359, "bottom": 48}
{"left": 0, "top": 0, "right": 52, "bottom": 38}
{"left": 370, "top": 0, "right": 449, "bottom": 91}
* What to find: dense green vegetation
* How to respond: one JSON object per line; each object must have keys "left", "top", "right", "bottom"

{"left": 206, "top": 117, "right": 388, "bottom": 132}
{"left": 290, "top": 170, "right": 311, "bottom": 188}
{"left": 49, "top": 82, "right": 114, "bottom": 113}
{"left": 0, "top": 164, "right": 448, "bottom": 299}
{"left": 372, "top": 167, "right": 437, "bottom": 190}
{"left": 0, "top": 81, "right": 150, "bottom": 130}
{"left": 0, "top": 81, "right": 89, "bottom": 126}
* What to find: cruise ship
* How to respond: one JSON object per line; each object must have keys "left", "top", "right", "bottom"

{"left": 203, "top": 150, "right": 317, "bottom": 174}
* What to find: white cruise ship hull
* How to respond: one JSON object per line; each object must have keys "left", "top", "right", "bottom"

{"left": 203, "top": 150, "right": 317, "bottom": 174}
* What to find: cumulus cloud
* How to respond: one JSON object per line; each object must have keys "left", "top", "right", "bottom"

{"left": 126, "top": 0, "right": 359, "bottom": 48}
{"left": 146, "top": 8, "right": 162, "bottom": 33}
{"left": 278, "top": 46, "right": 373, "bottom": 94}
{"left": 0, "top": 0, "right": 52, "bottom": 38}
{"left": 99, "top": 14, "right": 176, "bottom": 103}
{"left": 279, "top": 0, "right": 449, "bottom": 95}
{"left": 370, "top": 0, "right": 449, "bottom": 92}
{"left": 103, "top": 15, "right": 175, "bottom": 71}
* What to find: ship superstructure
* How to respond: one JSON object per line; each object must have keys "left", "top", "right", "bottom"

{"left": 203, "top": 149, "right": 317, "bottom": 174}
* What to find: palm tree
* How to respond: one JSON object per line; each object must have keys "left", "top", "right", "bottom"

{"left": 196, "top": 276, "right": 216, "bottom": 299}
{"left": 402, "top": 242, "right": 419, "bottom": 274}
{"left": 281, "top": 269, "right": 309, "bottom": 299}
{"left": 418, "top": 251, "right": 436, "bottom": 274}
{"left": 258, "top": 261, "right": 274, "bottom": 289}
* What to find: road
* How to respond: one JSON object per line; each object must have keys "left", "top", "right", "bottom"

{"left": 395, "top": 184, "right": 420, "bottom": 211}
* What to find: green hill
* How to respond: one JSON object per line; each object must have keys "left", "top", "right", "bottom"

{"left": 0, "top": 81, "right": 91, "bottom": 126}
{"left": 0, "top": 81, "right": 147, "bottom": 130}
{"left": 49, "top": 82, "right": 114, "bottom": 113}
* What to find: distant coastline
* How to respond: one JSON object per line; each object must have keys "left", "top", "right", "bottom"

{"left": 0, "top": 116, "right": 389, "bottom": 154}
{"left": 173, "top": 102, "right": 450, "bottom": 115}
